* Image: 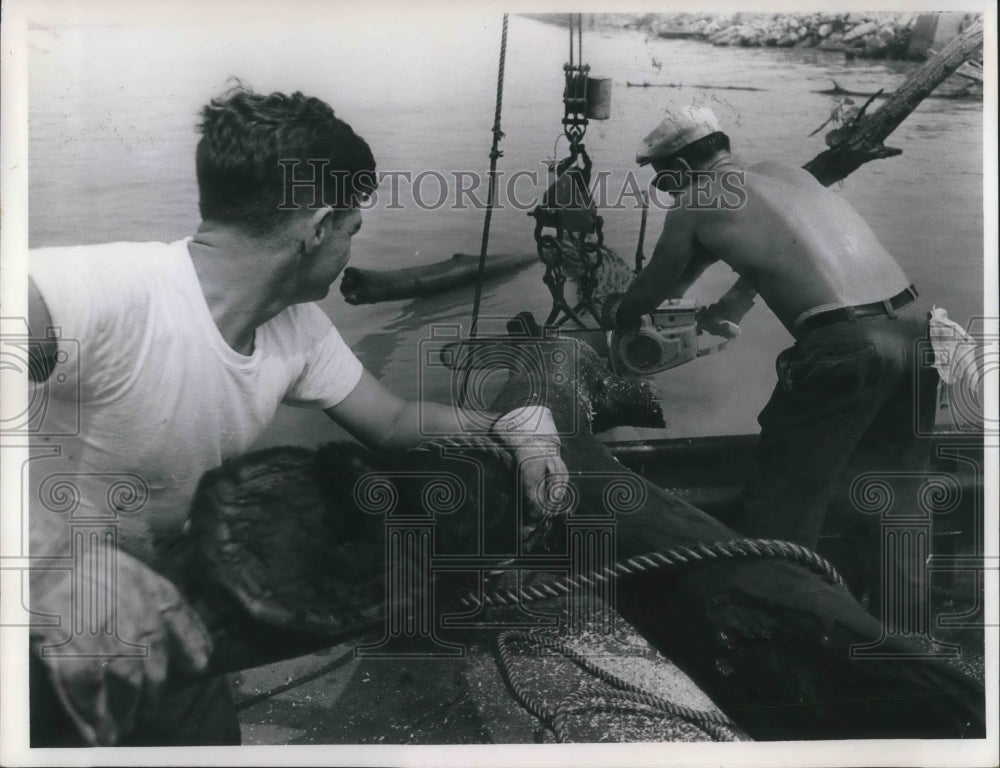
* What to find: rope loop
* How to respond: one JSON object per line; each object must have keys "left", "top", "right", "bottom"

{"left": 496, "top": 629, "right": 741, "bottom": 743}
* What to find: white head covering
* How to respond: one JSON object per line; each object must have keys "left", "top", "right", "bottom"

{"left": 636, "top": 105, "right": 722, "bottom": 166}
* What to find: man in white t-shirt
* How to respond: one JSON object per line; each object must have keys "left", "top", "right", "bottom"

{"left": 27, "top": 84, "right": 567, "bottom": 746}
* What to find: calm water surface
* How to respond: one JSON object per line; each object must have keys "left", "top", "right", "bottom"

{"left": 27, "top": 13, "right": 984, "bottom": 445}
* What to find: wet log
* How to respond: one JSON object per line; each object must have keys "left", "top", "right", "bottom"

{"left": 804, "top": 18, "right": 984, "bottom": 186}
{"left": 188, "top": 321, "right": 984, "bottom": 740}
{"left": 339, "top": 252, "right": 536, "bottom": 305}
{"left": 707, "top": 19, "right": 984, "bottom": 325}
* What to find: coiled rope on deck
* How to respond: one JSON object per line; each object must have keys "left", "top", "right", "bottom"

{"left": 496, "top": 629, "right": 739, "bottom": 742}
{"left": 408, "top": 440, "right": 848, "bottom": 742}
{"left": 484, "top": 536, "right": 843, "bottom": 742}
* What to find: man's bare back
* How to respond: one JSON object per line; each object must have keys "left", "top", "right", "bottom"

{"left": 684, "top": 160, "right": 911, "bottom": 331}
{"left": 622, "top": 106, "right": 935, "bottom": 556}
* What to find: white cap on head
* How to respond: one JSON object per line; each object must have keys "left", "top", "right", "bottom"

{"left": 635, "top": 105, "right": 722, "bottom": 166}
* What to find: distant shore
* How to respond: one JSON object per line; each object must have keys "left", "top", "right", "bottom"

{"left": 523, "top": 12, "right": 982, "bottom": 61}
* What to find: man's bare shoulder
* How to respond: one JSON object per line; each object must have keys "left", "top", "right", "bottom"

{"left": 747, "top": 160, "right": 818, "bottom": 186}
{"left": 664, "top": 195, "right": 701, "bottom": 228}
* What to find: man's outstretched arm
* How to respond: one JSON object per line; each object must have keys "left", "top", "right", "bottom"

{"left": 616, "top": 210, "right": 703, "bottom": 330}
{"left": 325, "top": 370, "right": 566, "bottom": 517}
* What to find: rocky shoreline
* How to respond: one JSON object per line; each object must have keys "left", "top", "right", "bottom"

{"left": 534, "top": 12, "right": 981, "bottom": 61}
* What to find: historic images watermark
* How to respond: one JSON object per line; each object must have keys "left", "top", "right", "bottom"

{"left": 416, "top": 319, "right": 581, "bottom": 437}
{"left": 1, "top": 315, "right": 152, "bottom": 657}
{"left": 354, "top": 320, "right": 649, "bottom": 658}
{"left": 277, "top": 159, "right": 748, "bottom": 214}
{"left": 915, "top": 315, "right": 997, "bottom": 438}
{"left": 351, "top": 459, "right": 649, "bottom": 659}
{"left": 845, "top": 315, "right": 997, "bottom": 658}
{"left": 0, "top": 317, "right": 81, "bottom": 437}
{"left": 30, "top": 471, "right": 153, "bottom": 659}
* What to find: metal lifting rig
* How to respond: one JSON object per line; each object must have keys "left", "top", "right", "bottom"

{"left": 529, "top": 14, "right": 612, "bottom": 330}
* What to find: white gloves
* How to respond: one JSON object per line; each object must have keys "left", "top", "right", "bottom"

{"left": 491, "top": 405, "right": 568, "bottom": 520}
{"left": 695, "top": 304, "right": 742, "bottom": 339}
{"left": 30, "top": 550, "right": 212, "bottom": 745}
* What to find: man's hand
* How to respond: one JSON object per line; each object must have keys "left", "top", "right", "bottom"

{"left": 30, "top": 550, "right": 212, "bottom": 746}
{"left": 600, "top": 293, "right": 625, "bottom": 331}
{"left": 696, "top": 303, "right": 742, "bottom": 339}
{"left": 697, "top": 276, "right": 757, "bottom": 339}
{"left": 491, "top": 405, "right": 569, "bottom": 522}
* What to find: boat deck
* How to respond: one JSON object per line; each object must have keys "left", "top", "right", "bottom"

{"left": 231, "top": 600, "right": 738, "bottom": 745}
{"left": 227, "top": 431, "right": 985, "bottom": 745}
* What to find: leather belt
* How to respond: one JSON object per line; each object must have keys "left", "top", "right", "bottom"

{"left": 795, "top": 285, "right": 919, "bottom": 337}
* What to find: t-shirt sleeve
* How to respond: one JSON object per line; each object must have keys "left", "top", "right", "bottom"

{"left": 29, "top": 245, "right": 129, "bottom": 401}
{"left": 282, "top": 304, "right": 364, "bottom": 409}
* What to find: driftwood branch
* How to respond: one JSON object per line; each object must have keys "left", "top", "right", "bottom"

{"left": 712, "top": 19, "right": 983, "bottom": 323}
{"left": 804, "top": 17, "right": 984, "bottom": 186}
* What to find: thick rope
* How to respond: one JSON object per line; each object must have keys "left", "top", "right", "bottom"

{"left": 410, "top": 441, "right": 848, "bottom": 599}
{"left": 496, "top": 629, "right": 739, "bottom": 742}
{"left": 470, "top": 13, "right": 509, "bottom": 338}
{"left": 409, "top": 439, "right": 847, "bottom": 740}
{"left": 463, "top": 538, "right": 848, "bottom": 610}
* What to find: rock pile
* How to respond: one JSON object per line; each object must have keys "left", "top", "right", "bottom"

{"left": 622, "top": 12, "right": 920, "bottom": 59}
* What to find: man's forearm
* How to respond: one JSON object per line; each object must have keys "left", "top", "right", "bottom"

{"left": 381, "top": 400, "right": 499, "bottom": 450}
{"left": 617, "top": 255, "right": 701, "bottom": 329}
{"left": 617, "top": 281, "right": 667, "bottom": 329}
{"left": 709, "top": 275, "right": 757, "bottom": 323}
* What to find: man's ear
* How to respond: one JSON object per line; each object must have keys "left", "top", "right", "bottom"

{"left": 303, "top": 206, "right": 334, "bottom": 253}
{"left": 654, "top": 168, "right": 684, "bottom": 192}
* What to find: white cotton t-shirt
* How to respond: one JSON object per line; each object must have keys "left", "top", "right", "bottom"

{"left": 29, "top": 238, "right": 363, "bottom": 562}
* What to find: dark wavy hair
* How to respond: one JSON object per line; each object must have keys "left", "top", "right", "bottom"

{"left": 671, "top": 131, "right": 731, "bottom": 166}
{"left": 196, "top": 82, "right": 377, "bottom": 234}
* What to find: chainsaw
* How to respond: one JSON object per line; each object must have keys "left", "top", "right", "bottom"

{"left": 607, "top": 298, "right": 733, "bottom": 376}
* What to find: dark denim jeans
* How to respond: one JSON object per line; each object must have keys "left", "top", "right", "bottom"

{"left": 738, "top": 302, "right": 938, "bottom": 549}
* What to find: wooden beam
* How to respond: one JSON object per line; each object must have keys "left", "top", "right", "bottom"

{"left": 340, "top": 252, "right": 537, "bottom": 305}
{"left": 698, "top": 18, "right": 983, "bottom": 329}
{"left": 804, "top": 18, "right": 984, "bottom": 186}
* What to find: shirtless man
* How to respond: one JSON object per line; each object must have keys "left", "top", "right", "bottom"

{"left": 614, "top": 105, "right": 937, "bottom": 549}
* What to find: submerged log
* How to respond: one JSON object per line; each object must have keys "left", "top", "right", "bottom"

{"left": 627, "top": 81, "right": 767, "bottom": 91}
{"left": 188, "top": 321, "right": 984, "bottom": 740}
{"left": 340, "top": 252, "right": 536, "bottom": 305}
{"left": 812, "top": 78, "right": 980, "bottom": 99}
{"left": 339, "top": 27, "right": 982, "bottom": 316}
